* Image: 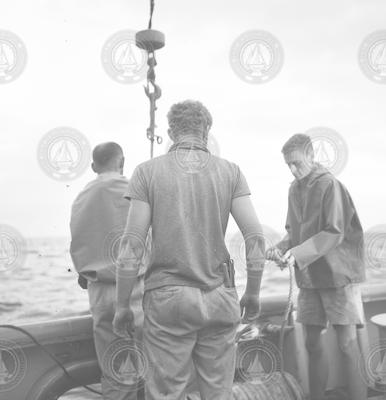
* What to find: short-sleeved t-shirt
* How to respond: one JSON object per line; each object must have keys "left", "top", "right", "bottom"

{"left": 125, "top": 147, "right": 251, "bottom": 291}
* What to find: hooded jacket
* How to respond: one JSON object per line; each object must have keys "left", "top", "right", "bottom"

{"left": 277, "top": 165, "right": 366, "bottom": 288}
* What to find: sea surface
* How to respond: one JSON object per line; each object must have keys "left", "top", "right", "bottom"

{"left": 1, "top": 236, "right": 385, "bottom": 399}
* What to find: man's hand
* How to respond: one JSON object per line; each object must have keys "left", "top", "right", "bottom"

{"left": 282, "top": 250, "right": 296, "bottom": 268}
{"left": 265, "top": 246, "right": 283, "bottom": 262}
{"left": 77, "top": 274, "right": 88, "bottom": 290}
{"left": 265, "top": 247, "right": 287, "bottom": 270}
{"left": 113, "top": 307, "right": 135, "bottom": 338}
{"left": 240, "top": 293, "right": 261, "bottom": 323}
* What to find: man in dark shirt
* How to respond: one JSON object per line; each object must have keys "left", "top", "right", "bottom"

{"left": 113, "top": 100, "right": 265, "bottom": 400}
{"left": 267, "top": 134, "right": 366, "bottom": 400}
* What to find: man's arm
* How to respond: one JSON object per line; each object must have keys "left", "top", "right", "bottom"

{"left": 69, "top": 199, "right": 89, "bottom": 289}
{"left": 231, "top": 195, "right": 265, "bottom": 322}
{"left": 266, "top": 195, "right": 291, "bottom": 264}
{"left": 288, "top": 181, "right": 353, "bottom": 270}
{"left": 114, "top": 199, "right": 151, "bottom": 336}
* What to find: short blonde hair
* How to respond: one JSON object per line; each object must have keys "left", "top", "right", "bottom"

{"left": 167, "top": 100, "right": 212, "bottom": 138}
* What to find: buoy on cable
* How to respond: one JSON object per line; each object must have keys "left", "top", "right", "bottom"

{"left": 136, "top": 29, "right": 165, "bottom": 52}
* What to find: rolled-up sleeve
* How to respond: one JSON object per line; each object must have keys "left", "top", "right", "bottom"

{"left": 232, "top": 166, "right": 251, "bottom": 199}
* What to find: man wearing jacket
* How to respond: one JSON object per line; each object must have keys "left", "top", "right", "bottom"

{"left": 112, "top": 100, "right": 265, "bottom": 400}
{"left": 70, "top": 142, "right": 144, "bottom": 400}
{"left": 267, "top": 133, "right": 366, "bottom": 400}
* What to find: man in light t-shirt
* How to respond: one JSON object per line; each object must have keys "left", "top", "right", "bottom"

{"left": 113, "top": 101, "right": 265, "bottom": 400}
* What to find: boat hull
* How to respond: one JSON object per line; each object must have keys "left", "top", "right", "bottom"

{"left": 0, "top": 283, "right": 385, "bottom": 400}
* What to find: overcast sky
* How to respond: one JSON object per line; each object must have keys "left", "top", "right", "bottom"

{"left": 0, "top": 0, "right": 385, "bottom": 238}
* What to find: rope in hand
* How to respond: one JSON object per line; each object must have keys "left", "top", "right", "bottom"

{"left": 278, "top": 264, "right": 299, "bottom": 399}
{"left": 237, "top": 251, "right": 299, "bottom": 399}
{"left": 279, "top": 262, "right": 295, "bottom": 358}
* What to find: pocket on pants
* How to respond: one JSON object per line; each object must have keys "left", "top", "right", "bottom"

{"left": 222, "top": 285, "right": 239, "bottom": 298}
{"left": 147, "top": 286, "right": 182, "bottom": 325}
{"left": 215, "top": 285, "right": 241, "bottom": 325}
{"left": 152, "top": 285, "right": 182, "bottom": 300}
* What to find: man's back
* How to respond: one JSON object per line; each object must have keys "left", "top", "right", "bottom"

{"left": 70, "top": 173, "right": 130, "bottom": 283}
{"left": 114, "top": 100, "right": 265, "bottom": 400}
{"left": 125, "top": 149, "right": 250, "bottom": 291}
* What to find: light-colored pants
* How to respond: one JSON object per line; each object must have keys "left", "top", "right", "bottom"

{"left": 143, "top": 284, "right": 241, "bottom": 400}
{"left": 88, "top": 276, "right": 144, "bottom": 400}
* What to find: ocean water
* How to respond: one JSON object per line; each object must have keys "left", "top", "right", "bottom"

{"left": 0, "top": 236, "right": 385, "bottom": 399}
{"left": 0, "top": 235, "right": 292, "bottom": 325}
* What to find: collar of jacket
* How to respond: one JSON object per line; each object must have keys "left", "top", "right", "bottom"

{"left": 295, "top": 163, "right": 331, "bottom": 187}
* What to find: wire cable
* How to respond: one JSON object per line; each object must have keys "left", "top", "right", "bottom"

{"left": 0, "top": 324, "right": 102, "bottom": 396}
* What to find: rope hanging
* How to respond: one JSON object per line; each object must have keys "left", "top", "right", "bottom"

{"left": 136, "top": 0, "right": 165, "bottom": 159}
{"left": 148, "top": 0, "right": 155, "bottom": 29}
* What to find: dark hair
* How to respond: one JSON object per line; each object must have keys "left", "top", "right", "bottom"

{"left": 92, "top": 142, "right": 123, "bottom": 167}
{"left": 281, "top": 133, "right": 314, "bottom": 157}
{"left": 167, "top": 100, "right": 212, "bottom": 138}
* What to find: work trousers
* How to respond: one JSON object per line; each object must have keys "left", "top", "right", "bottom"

{"left": 88, "top": 276, "right": 144, "bottom": 400}
{"left": 143, "top": 284, "right": 240, "bottom": 400}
